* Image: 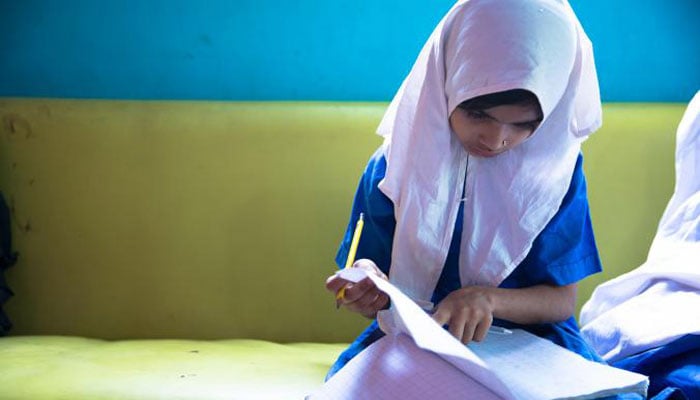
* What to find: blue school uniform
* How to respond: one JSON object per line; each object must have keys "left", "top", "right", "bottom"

{"left": 613, "top": 334, "right": 700, "bottom": 400}
{"left": 328, "top": 148, "right": 604, "bottom": 379}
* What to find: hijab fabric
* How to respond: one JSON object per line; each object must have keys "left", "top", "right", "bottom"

{"left": 580, "top": 91, "right": 700, "bottom": 362}
{"left": 376, "top": 0, "right": 602, "bottom": 307}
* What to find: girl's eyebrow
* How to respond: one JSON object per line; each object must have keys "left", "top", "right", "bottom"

{"left": 480, "top": 109, "right": 543, "bottom": 126}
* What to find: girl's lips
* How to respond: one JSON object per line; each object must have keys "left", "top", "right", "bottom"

{"left": 469, "top": 145, "right": 498, "bottom": 158}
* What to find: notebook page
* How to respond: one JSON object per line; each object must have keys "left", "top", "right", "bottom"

{"left": 338, "top": 268, "right": 516, "bottom": 399}
{"left": 469, "top": 329, "right": 648, "bottom": 399}
{"left": 308, "top": 333, "right": 502, "bottom": 400}
{"left": 322, "top": 268, "right": 648, "bottom": 400}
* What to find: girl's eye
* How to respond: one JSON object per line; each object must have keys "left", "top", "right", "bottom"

{"left": 515, "top": 122, "right": 539, "bottom": 132}
{"left": 466, "top": 110, "right": 488, "bottom": 120}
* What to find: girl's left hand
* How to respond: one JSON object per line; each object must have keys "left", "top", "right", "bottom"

{"left": 431, "top": 286, "right": 496, "bottom": 344}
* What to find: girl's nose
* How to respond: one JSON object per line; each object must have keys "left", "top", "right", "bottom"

{"left": 480, "top": 124, "right": 508, "bottom": 151}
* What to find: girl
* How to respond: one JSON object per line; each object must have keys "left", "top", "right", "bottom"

{"left": 326, "top": 0, "right": 604, "bottom": 379}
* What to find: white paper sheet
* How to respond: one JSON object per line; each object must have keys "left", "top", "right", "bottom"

{"left": 309, "top": 334, "right": 501, "bottom": 400}
{"left": 308, "top": 269, "right": 648, "bottom": 400}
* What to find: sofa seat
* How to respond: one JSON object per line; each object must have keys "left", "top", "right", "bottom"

{"left": 0, "top": 336, "right": 345, "bottom": 399}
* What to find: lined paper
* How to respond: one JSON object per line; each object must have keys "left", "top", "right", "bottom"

{"left": 308, "top": 269, "right": 648, "bottom": 400}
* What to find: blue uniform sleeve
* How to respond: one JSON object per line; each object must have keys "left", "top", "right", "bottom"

{"left": 501, "top": 153, "right": 602, "bottom": 288}
{"left": 334, "top": 147, "right": 396, "bottom": 276}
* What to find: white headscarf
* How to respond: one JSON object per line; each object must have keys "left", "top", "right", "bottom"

{"left": 377, "top": 0, "right": 602, "bottom": 307}
{"left": 580, "top": 91, "right": 700, "bottom": 362}
{"left": 652, "top": 91, "right": 700, "bottom": 247}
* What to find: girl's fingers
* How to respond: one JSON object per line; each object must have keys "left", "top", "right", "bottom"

{"left": 357, "top": 292, "right": 389, "bottom": 319}
{"left": 432, "top": 307, "right": 450, "bottom": 327}
{"left": 473, "top": 316, "right": 493, "bottom": 342}
{"left": 325, "top": 276, "right": 348, "bottom": 293}
{"left": 348, "top": 284, "right": 382, "bottom": 309}
{"left": 354, "top": 259, "right": 388, "bottom": 280}
{"left": 449, "top": 315, "right": 465, "bottom": 341}
{"left": 460, "top": 320, "right": 478, "bottom": 344}
{"left": 343, "top": 278, "right": 374, "bottom": 303}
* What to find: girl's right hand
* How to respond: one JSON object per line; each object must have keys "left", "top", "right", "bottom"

{"left": 325, "top": 259, "right": 390, "bottom": 319}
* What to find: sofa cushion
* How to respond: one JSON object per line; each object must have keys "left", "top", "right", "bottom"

{"left": 0, "top": 335, "right": 345, "bottom": 399}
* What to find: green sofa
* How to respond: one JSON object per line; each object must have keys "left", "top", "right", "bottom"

{"left": 0, "top": 99, "right": 686, "bottom": 399}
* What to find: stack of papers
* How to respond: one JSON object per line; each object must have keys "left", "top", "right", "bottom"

{"left": 308, "top": 269, "right": 648, "bottom": 400}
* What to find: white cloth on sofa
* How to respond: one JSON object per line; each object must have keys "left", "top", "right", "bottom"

{"left": 580, "top": 91, "right": 700, "bottom": 362}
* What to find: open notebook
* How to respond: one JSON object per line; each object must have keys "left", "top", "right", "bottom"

{"left": 308, "top": 269, "right": 648, "bottom": 400}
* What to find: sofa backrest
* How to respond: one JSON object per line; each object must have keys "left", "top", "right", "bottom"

{"left": 0, "top": 99, "right": 685, "bottom": 342}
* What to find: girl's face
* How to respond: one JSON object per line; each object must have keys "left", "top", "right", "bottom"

{"left": 449, "top": 104, "right": 542, "bottom": 158}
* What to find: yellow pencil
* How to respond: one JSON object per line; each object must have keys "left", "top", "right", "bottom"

{"left": 336, "top": 212, "right": 364, "bottom": 302}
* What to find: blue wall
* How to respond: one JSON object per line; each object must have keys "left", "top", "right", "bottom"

{"left": 1, "top": 0, "right": 698, "bottom": 102}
